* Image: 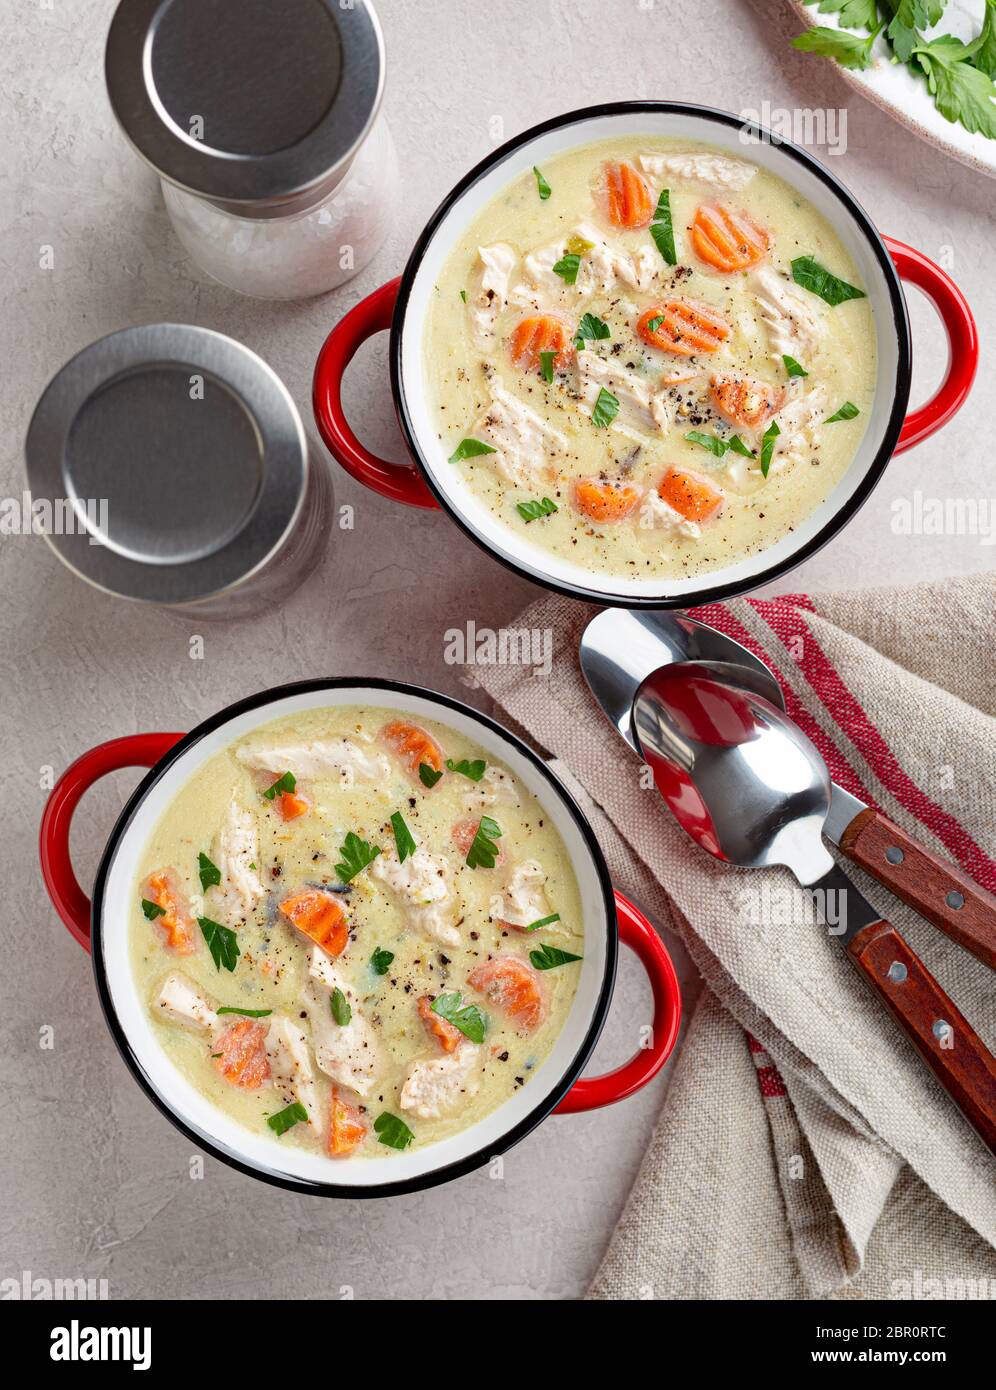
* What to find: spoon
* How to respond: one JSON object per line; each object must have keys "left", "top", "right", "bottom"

{"left": 633, "top": 664, "right": 996, "bottom": 1154}
{"left": 580, "top": 608, "right": 996, "bottom": 971}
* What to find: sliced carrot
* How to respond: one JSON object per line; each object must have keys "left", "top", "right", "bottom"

{"left": 467, "top": 955, "right": 544, "bottom": 1033}
{"left": 710, "top": 375, "right": 783, "bottom": 431}
{"left": 659, "top": 467, "right": 725, "bottom": 524}
{"left": 573, "top": 478, "right": 642, "bottom": 523}
{"left": 276, "top": 790, "right": 309, "bottom": 822}
{"left": 600, "top": 160, "right": 653, "bottom": 228}
{"left": 143, "top": 869, "right": 198, "bottom": 955}
{"left": 279, "top": 889, "right": 349, "bottom": 956}
{"left": 452, "top": 817, "right": 506, "bottom": 866}
{"left": 213, "top": 1019, "right": 270, "bottom": 1089}
{"left": 327, "top": 1086, "right": 367, "bottom": 1157}
{"left": 511, "top": 315, "right": 572, "bottom": 373}
{"left": 418, "top": 995, "right": 463, "bottom": 1053}
{"left": 381, "top": 719, "right": 444, "bottom": 780}
{"left": 637, "top": 300, "right": 730, "bottom": 356}
{"left": 690, "top": 203, "right": 769, "bottom": 273}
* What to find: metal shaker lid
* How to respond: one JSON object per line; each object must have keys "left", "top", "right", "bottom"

{"left": 25, "top": 324, "right": 309, "bottom": 605}
{"left": 105, "top": 0, "right": 384, "bottom": 214}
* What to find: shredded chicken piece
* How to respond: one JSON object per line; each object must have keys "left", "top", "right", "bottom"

{"left": 639, "top": 151, "right": 756, "bottom": 192}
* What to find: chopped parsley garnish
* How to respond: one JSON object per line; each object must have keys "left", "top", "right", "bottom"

{"left": 374, "top": 1112, "right": 414, "bottom": 1150}
{"left": 445, "top": 757, "right": 487, "bottom": 782}
{"left": 431, "top": 992, "right": 488, "bottom": 1044}
{"left": 262, "top": 771, "right": 296, "bottom": 801}
{"left": 791, "top": 255, "right": 867, "bottom": 307}
{"left": 267, "top": 1102, "right": 308, "bottom": 1137}
{"left": 330, "top": 988, "right": 352, "bottom": 1026}
{"left": 552, "top": 252, "right": 581, "bottom": 285}
{"left": 650, "top": 187, "right": 677, "bottom": 265}
{"left": 591, "top": 387, "right": 620, "bottom": 429}
{"left": 782, "top": 354, "right": 808, "bottom": 378}
{"left": 198, "top": 916, "right": 240, "bottom": 973}
{"left": 529, "top": 944, "right": 583, "bottom": 970}
{"left": 574, "top": 312, "right": 611, "bottom": 351}
{"left": 533, "top": 165, "right": 552, "bottom": 200}
{"left": 826, "top": 400, "right": 861, "bottom": 422}
{"left": 449, "top": 437, "right": 497, "bottom": 464}
{"left": 539, "top": 349, "right": 557, "bottom": 383}
{"left": 645, "top": 313, "right": 665, "bottom": 335}
{"left": 565, "top": 233, "right": 594, "bottom": 255}
{"left": 459, "top": 289, "right": 467, "bottom": 303}
{"left": 516, "top": 497, "right": 559, "bottom": 523}
{"left": 391, "top": 810, "right": 417, "bottom": 863}
{"left": 418, "top": 762, "right": 443, "bottom": 788}
{"left": 465, "top": 814, "right": 502, "bottom": 869}
{"left": 141, "top": 898, "right": 165, "bottom": 921}
{"left": 686, "top": 430, "right": 753, "bottom": 459}
{"left": 216, "top": 1006, "right": 272, "bottom": 1018}
{"left": 370, "top": 947, "right": 395, "bottom": 976}
{"left": 523, "top": 912, "right": 561, "bottom": 932}
{"left": 760, "top": 419, "right": 781, "bottom": 479}
{"left": 197, "top": 851, "right": 221, "bottom": 891}
{"left": 335, "top": 830, "right": 381, "bottom": 883}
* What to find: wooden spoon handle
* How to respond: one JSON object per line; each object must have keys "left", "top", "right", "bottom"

{"left": 847, "top": 920, "right": 996, "bottom": 1153}
{"left": 841, "top": 809, "right": 996, "bottom": 971}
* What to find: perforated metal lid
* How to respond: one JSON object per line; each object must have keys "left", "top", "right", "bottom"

{"left": 25, "top": 325, "right": 309, "bottom": 604}
{"left": 105, "top": 0, "right": 384, "bottom": 215}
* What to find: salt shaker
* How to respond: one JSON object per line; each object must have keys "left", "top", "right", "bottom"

{"left": 105, "top": 0, "right": 396, "bottom": 300}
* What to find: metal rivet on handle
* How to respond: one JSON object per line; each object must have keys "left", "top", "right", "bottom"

{"left": 945, "top": 891, "right": 964, "bottom": 910}
{"left": 885, "top": 846, "right": 904, "bottom": 865}
{"left": 887, "top": 961, "right": 908, "bottom": 983}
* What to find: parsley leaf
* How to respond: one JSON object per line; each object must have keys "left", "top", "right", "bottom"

{"left": 370, "top": 947, "right": 395, "bottom": 975}
{"left": 539, "top": 349, "right": 557, "bottom": 383}
{"left": 391, "top": 810, "right": 416, "bottom": 863}
{"left": 523, "top": 912, "right": 561, "bottom": 932}
{"left": 330, "top": 988, "right": 352, "bottom": 1026}
{"left": 760, "top": 420, "right": 781, "bottom": 479}
{"left": 782, "top": 354, "right": 809, "bottom": 378}
{"left": 529, "top": 944, "right": 583, "bottom": 970}
{"left": 975, "top": 1, "right": 996, "bottom": 79}
{"left": 826, "top": 400, "right": 861, "bottom": 422}
{"left": 262, "top": 771, "right": 296, "bottom": 801}
{"left": 650, "top": 187, "right": 677, "bottom": 264}
{"left": 459, "top": 289, "right": 467, "bottom": 303}
{"left": 792, "top": 255, "right": 867, "bottom": 306}
{"left": 791, "top": 24, "right": 878, "bottom": 70}
{"left": 267, "top": 1102, "right": 308, "bottom": 1136}
{"left": 445, "top": 757, "right": 487, "bottom": 782}
{"left": 686, "top": 430, "right": 754, "bottom": 459}
{"left": 516, "top": 497, "right": 559, "bottom": 523}
{"left": 198, "top": 916, "right": 240, "bottom": 973}
{"left": 141, "top": 897, "right": 165, "bottom": 921}
{"left": 335, "top": 830, "right": 381, "bottom": 883}
{"left": 574, "top": 312, "right": 611, "bottom": 351}
{"left": 466, "top": 815, "right": 502, "bottom": 869}
{"left": 197, "top": 851, "right": 221, "bottom": 891}
{"left": 374, "top": 1112, "right": 414, "bottom": 1150}
{"left": 418, "top": 762, "right": 443, "bottom": 788}
{"left": 431, "top": 992, "right": 488, "bottom": 1044}
{"left": 449, "top": 438, "right": 497, "bottom": 464}
{"left": 913, "top": 35, "right": 996, "bottom": 139}
{"left": 216, "top": 1006, "right": 272, "bottom": 1018}
{"left": 591, "top": 387, "right": 620, "bottom": 429}
{"left": 533, "top": 165, "right": 552, "bottom": 200}
{"left": 645, "top": 313, "right": 665, "bottom": 335}
{"left": 552, "top": 253, "right": 581, "bottom": 285}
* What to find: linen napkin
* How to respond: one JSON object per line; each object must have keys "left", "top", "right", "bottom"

{"left": 474, "top": 574, "right": 996, "bottom": 1299}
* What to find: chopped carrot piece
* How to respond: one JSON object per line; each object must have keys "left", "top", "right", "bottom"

{"left": 276, "top": 790, "right": 309, "bottom": 821}
{"left": 710, "top": 375, "right": 783, "bottom": 431}
{"left": 659, "top": 467, "right": 725, "bottom": 523}
{"left": 381, "top": 719, "right": 444, "bottom": 780}
{"left": 467, "top": 955, "right": 544, "bottom": 1033}
{"left": 600, "top": 160, "right": 653, "bottom": 228}
{"left": 690, "top": 203, "right": 768, "bottom": 273}
{"left": 142, "top": 869, "right": 198, "bottom": 955}
{"left": 213, "top": 1019, "right": 270, "bottom": 1089}
{"left": 573, "top": 478, "right": 642, "bottom": 523}
{"left": 637, "top": 300, "right": 730, "bottom": 356}
{"left": 451, "top": 817, "right": 506, "bottom": 866}
{"left": 511, "top": 314, "right": 572, "bottom": 373}
{"left": 327, "top": 1086, "right": 367, "bottom": 1157}
{"left": 418, "top": 995, "right": 463, "bottom": 1053}
{"left": 279, "top": 889, "right": 349, "bottom": 956}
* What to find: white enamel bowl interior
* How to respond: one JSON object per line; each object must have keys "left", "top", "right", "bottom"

{"left": 98, "top": 685, "right": 611, "bottom": 1189}
{"left": 398, "top": 109, "right": 902, "bottom": 602}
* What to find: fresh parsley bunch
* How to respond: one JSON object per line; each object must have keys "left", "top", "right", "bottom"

{"left": 794, "top": 1, "right": 996, "bottom": 139}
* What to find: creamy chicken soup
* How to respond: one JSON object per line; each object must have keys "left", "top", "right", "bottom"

{"left": 130, "top": 707, "right": 583, "bottom": 1162}
{"left": 424, "top": 136, "right": 877, "bottom": 582}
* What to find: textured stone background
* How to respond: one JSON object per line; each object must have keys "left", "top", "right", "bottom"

{"left": 1, "top": 0, "right": 992, "bottom": 1300}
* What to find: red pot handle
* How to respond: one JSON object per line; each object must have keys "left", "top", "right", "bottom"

{"left": 884, "top": 236, "right": 978, "bottom": 454}
{"left": 312, "top": 277, "right": 439, "bottom": 510}
{"left": 555, "top": 891, "right": 681, "bottom": 1114}
{"left": 39, "top": 733, "right": 184, "bottom": 953}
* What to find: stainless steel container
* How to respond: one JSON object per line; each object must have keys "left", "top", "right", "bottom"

{"left": 105, "top": 0, "right": 395, "bottom": 300}
{"left": 25, "top": 325, "right": 333, "bottom": 618}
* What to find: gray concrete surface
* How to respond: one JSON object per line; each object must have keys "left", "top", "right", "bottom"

{"left": 1, "top": 0, "right": 992, "bottom": 1300}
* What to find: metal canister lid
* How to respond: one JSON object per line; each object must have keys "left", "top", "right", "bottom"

{"left": 105, "top": 0, "right": 384, "bottom": 215}
{"left": 25, "top": 324, "right": 309, "bottom": 605}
